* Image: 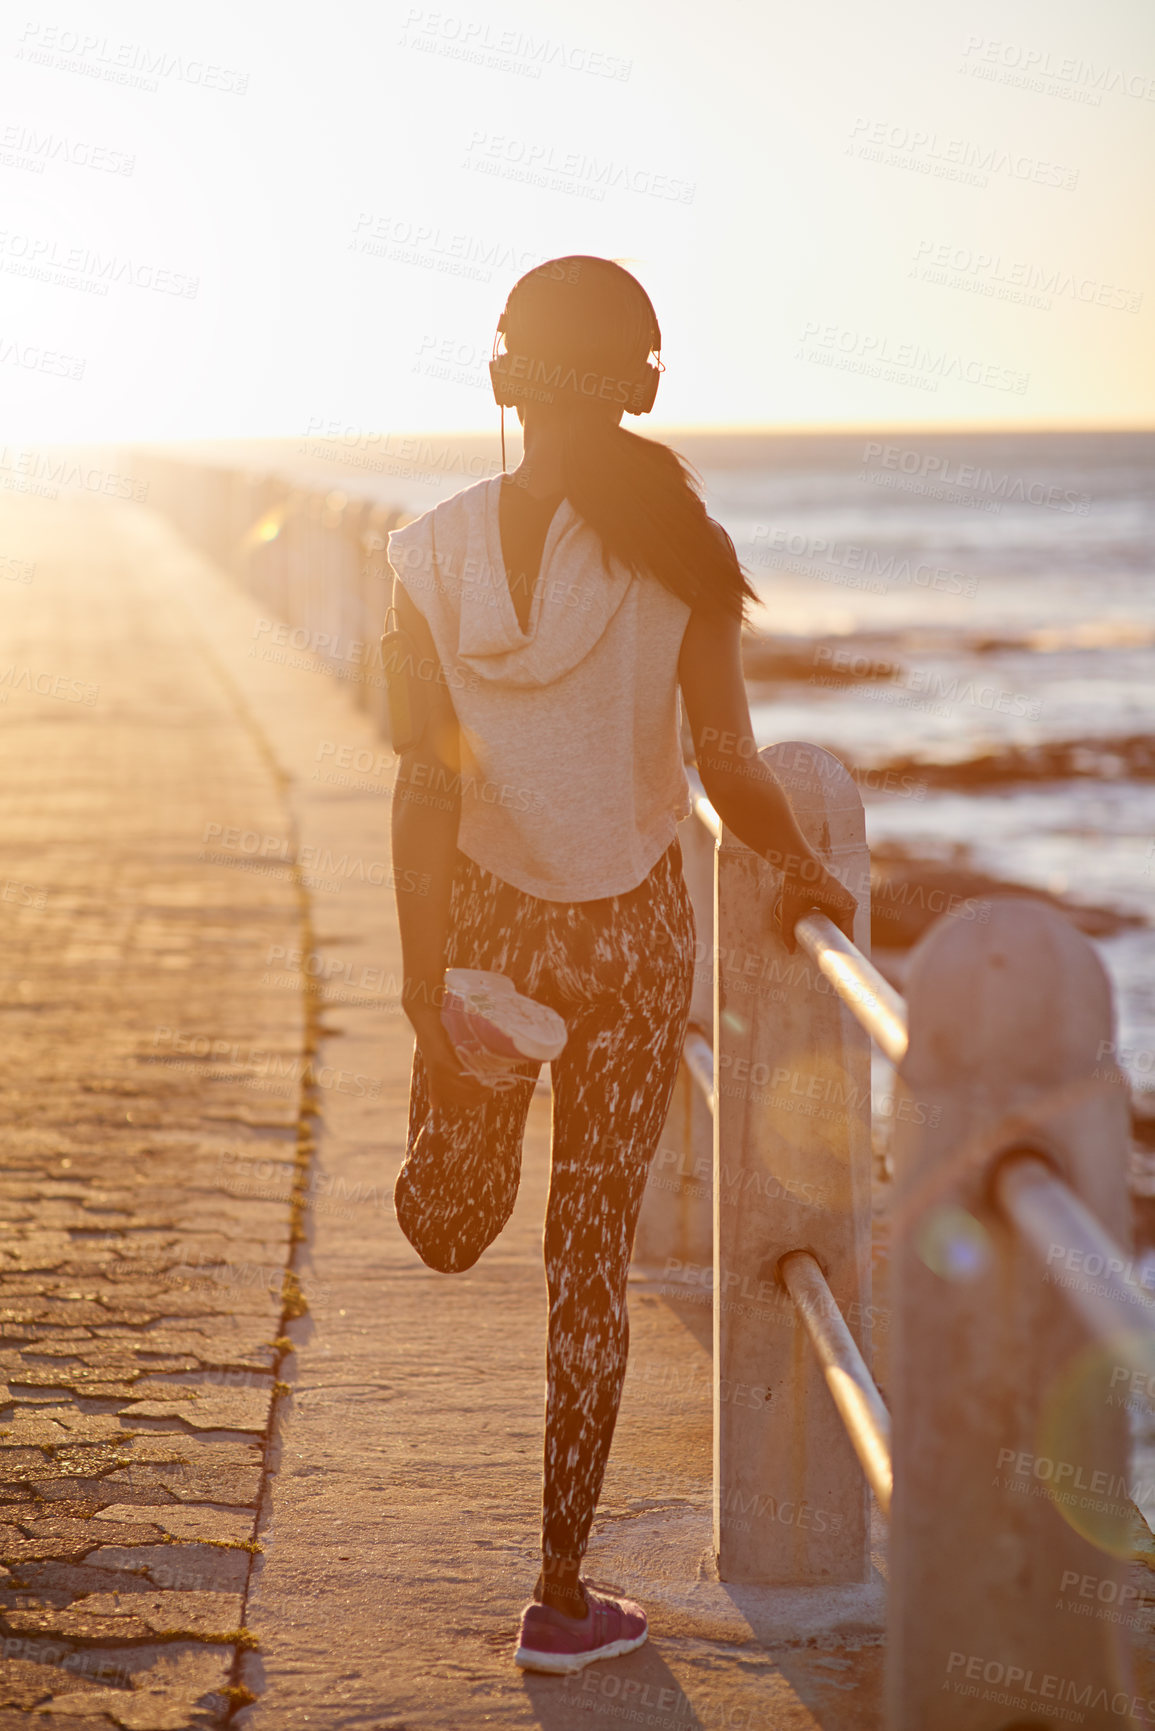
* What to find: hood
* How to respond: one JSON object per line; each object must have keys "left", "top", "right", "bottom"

{"left": 388, "top": 477, "right": 634, "bottom": 689}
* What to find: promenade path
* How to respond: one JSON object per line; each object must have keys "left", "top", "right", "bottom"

{"left": 0, "top": 478, "right": 1047, "bottom": 1728}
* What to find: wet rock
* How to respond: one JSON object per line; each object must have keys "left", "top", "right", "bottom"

{"left": 869, "top": 847, "right": 1145, "bottom": 950}
{"left": 742, "top": 630, "right": 901, "bottom": 686}
{"left": 867, "top": 734, "right": 1155, "bottom": 788}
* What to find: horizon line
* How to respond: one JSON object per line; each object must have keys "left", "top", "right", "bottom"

{"left": 35, "top": 416, "right": 1153, "bottom": 448}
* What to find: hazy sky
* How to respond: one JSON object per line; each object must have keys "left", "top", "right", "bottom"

{"left": 2, "top": 0, "right": 1153, "bottom": 439}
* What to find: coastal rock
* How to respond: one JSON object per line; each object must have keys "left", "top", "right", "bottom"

{"left": 741, "top": 630, "right": 900, "bottom": 686}
{"left": 865, "top": 735, "right": 1155, "bottom": 788}
{"left": 868, "top": 848, "right": 1144, "bottom": 950}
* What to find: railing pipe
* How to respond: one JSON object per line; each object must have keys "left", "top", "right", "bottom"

{"left": 996, "top": 1147, "right": 1155, "bottom": 1347}
{"left": 795, "top": 914, "right": 908, "bottom": 1066}
{"left": 681, "top": 1030, "right": 715, "bottom": 1114}
{"left": 689, "top": 781, "right": 907, "bottom": 1066}
{"left": 779, "top": 1249, "right": 893, "bottom": 1516}
{"left": 686, "top": 774, "right": 722, "bottom": 842}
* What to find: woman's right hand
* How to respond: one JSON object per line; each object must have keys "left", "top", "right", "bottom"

{"left": 777, "top": 859, "right": 859, "bottom": 953}
{"left": 407, "top": 1005, "right": 497, "bottom": 1114}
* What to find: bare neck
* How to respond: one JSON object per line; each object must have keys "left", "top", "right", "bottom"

{"left": 504, "top": 420, "right": 566, "bottom": 499}
{"left": 505, "top": 406, "right": 623, "bottom": 498}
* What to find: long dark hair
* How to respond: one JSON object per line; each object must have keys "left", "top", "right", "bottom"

{"left": 496, "top": 256, "right": 759, "bottom": 622}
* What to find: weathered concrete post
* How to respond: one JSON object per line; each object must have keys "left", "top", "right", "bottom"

{"left": 245, "top": 474, "right": 286, "bottom": 618}
{"left": 303, "top": 490, "right": 330, "bottom": 660}
{"left": 714, "top": 741, "right": 873, "bottom": 1583}
{"left": 312, "top": 490, "right": 351, "bottom": 681}
{"left": 886, "top": 897, "right": 1135, "bottom": 1729}
{"left": 281, "top": 486, "right": 308, "bottom": 636}
{"left": 243, "top": 475, "right": 291, "bottom": 626}
{"left": 341, "top": 500, "right": 370, "bottom": 721}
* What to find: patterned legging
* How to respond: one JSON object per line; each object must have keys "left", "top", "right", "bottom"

{"left": 394, "top": 835, "right": 696, "bottom": 1578}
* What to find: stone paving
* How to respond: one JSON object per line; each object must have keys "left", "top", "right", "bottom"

{"left": 0, "top": 488, "right": 316, "bottom": 1726}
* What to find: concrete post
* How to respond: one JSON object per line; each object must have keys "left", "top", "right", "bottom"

{"left": 680, "top": 805, "right": 716, "bottom": 1035}
{"left": 342, "top": 501, "right": 371, "bottom": 721}
{"left": 204, "top": 464, "right": 230, "bottom": 565}
{"left": 714, "top": 741, "right": 873, "bottom": 1584}
{"left": 333, "top": 499, "right": 374, "bottom": 711}
{"left": 246, "top": 475, "right": 284, "bottom": 618}
{"left": 635, "top": 1059, "right": 714, "bottom": 1272}
{"left": 363, "top": 506, "right": 399, "bottom": 742}
{"left": 268, "top": 482, "right": 291, "bottom": 624}
{"left": 224, "top": 467, "right": 253, "bottom": 581}
{"left": 312, "top": 491, "right": 343, "bottom": 678}
{"left": 886, "top": 897, "right": 1135, "bottom": 1729}
{"left": 302, "top": 491, "right": 328, "bottom": 661}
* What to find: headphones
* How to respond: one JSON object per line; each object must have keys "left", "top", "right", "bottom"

{"left": 488, "top": 262, "right": 663, "bottom": 436}
{"left": 489, "top": 323, "right": 661, "bottom": 417}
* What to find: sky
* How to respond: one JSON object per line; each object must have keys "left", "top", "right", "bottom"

{"left": 1, "top": 0, "right": 1153, "bottom": 440}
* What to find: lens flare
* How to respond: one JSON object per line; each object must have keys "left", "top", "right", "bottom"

{"left": 1036, "top": 1330, "right": 1155, "bottom": 1562}
{"left": 914, "top": 1204, "right": 992, "bottom": 1281}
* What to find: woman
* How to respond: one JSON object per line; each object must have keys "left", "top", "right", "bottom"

{"left": 385, "top": 256, "right": 857, "bottom": 1674}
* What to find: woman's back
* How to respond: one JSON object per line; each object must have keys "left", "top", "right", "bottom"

{"left": 497, "top": 478, "right": 566, "bottom": 634}
{"left": 386, "top": 475, "right": 692, "bottom": 903}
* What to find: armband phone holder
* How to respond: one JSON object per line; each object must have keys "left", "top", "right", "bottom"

{"left": 380, "top": 605, "right": 432, "bottom": 755}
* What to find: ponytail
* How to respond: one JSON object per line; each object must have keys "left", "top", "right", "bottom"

{"left": 556, "top": 411, "right": 759, "bottom": 623}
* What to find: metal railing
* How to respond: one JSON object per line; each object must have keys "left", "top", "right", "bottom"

{"left": 778, "top": 1248, "right": 893, "bottom": 1516}
{"left": 682, "top": 781, "right": 1152, "bottom": 1470}
{"left": 683, "top": 752, "right": 1146, "bottom": 1730}
{"left": 682, "top": 773, "right": 896, "bottom": 1512}
{"left": 794, "top": 913, "right": 908, "bottom": 1066}
{"left": 996, "top": 1147, "right": 1155, "bottom": 1342}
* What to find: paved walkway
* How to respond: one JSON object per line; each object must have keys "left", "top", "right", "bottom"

{"left": 0, "top": 487, "right": 307, "bottom": 1725}
{"left": 14, "top": 483, "right": 1154, "bottom": 1728}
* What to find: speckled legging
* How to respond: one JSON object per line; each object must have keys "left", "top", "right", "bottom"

{"left": 394, "top": 835, "right": 696, "bottom": 1579}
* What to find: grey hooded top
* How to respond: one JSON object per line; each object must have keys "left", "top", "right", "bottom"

{"left": 386, "top": 474, "right": 692, "bottom": 900}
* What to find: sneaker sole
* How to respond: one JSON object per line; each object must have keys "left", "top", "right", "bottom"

{"left": 513, "top": 1627, "right": 647, "bottom": 1674}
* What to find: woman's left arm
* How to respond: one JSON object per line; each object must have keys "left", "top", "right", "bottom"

{"left": 678, "top": 604, "right": 859, "bottom": 950}
{"left": 389, "top": 577, "right": 491, "bottom": 1109}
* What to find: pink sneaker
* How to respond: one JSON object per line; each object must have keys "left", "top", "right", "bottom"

{"left": 441, "top": 969, "right": 567, "bottom": 1091}
{"left": 514, "top": 1585, "right": 648, "bottom": 1674}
